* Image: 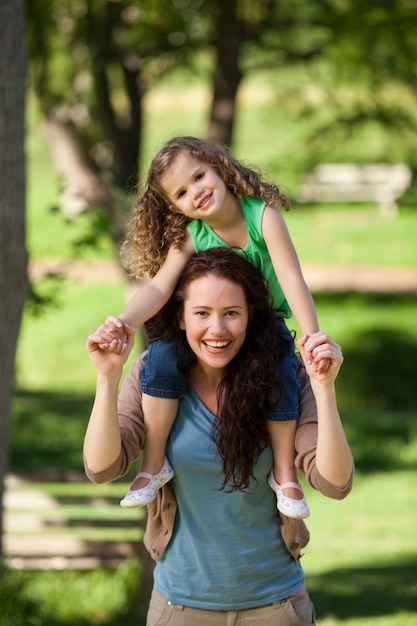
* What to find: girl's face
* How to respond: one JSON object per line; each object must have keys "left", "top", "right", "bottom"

{"left": 159, "top": 152, "right": 230, "bottom": 221}
{"left": 179, "top": 274, "right": 249, "bottom": 375}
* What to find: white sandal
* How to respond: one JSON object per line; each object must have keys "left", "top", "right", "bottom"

{"left": 120, "top": 458, "right": 174, "bottom": 508}
{"left": 268, "top": 471, "right": 310, "bottom": 519}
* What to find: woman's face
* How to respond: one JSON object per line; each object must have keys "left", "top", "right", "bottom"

{"left": 179, "top": 274, "right": 249, "bottom": 374}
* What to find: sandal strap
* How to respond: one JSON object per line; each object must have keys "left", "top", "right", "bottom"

{"left": 136, "top": 471, "right": 154, "bottom": 480}
{"left": 279, "top": 481, "right": 304, "bottom": 492}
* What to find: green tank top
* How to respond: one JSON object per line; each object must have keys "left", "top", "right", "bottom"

{"left": 187, "top": 195, "right": 291, "bottom": 317}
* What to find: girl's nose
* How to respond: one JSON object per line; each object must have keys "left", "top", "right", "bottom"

{"left": 193, "top": 182, "right": 203, "bottom": 199}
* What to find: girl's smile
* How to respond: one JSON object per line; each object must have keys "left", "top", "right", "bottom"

{"left": 197, "top": 191, "right": 213, "bottom": 211}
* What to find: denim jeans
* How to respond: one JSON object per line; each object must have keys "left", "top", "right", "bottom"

{"left": 140, "top": 319, "right": 300, "bottom": 421}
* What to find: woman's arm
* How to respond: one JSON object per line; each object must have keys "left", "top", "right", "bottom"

{"left": 296, "top": 332, "right": 354, "bottom": 494}
{"left": 83, "top": 323, "right": 142, "bottom": 477}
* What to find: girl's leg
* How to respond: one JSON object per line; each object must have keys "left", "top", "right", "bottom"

{"left": 120, "top": 395, "right": 177, "bottom": 507}
{"left": 132, "top": 394, "right": 178, "bottom": 489}
{"left": 266, "top": 420, "right": 310, "bottom": 519}
{"left": 121, "top": 340, "right": 186, "bottom": 507}
{"left": 267, "top": 420, "right": 299, "bottom": 497}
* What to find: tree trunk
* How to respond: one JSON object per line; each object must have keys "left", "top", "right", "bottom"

{"left": 86, "top": 1, "right": 143, "bottom": 193}
{"left": 42, "top": 115, "right": 126, "bottom": 248}
{"left": 207, "top": 0, "right": 244, "bottom": 146}
{"left": 0, "top": 0, "right": 28, "bottom": 553}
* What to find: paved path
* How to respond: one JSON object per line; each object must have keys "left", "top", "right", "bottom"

{"left": 29, "top": 259, "right": 417, "bottom": 294}
{"left": 302, "top": 264, "right": 417, "bottom": 294}
{"left": 4, "top": 473, "right": 144, "bottom": 570}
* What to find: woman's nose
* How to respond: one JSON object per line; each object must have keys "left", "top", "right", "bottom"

{"left": 210, "top": 315, "right": 225, "bottom": 334}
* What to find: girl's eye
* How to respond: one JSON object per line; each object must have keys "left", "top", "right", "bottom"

{"left": 195, "top": 171, "right": 204, "bottom": 181}
{"left": 178, "top": 190, "right": 186, "bottom": 198}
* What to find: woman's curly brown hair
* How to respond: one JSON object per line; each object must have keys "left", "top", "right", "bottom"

{"left": 144, "top": 247, "right": 294, "bottom": 492}
{"left": 121, "top": 136, "right": 290, "bottom": 280}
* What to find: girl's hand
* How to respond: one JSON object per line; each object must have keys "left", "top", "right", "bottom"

{"left": 298, "top": 332, "right": 343, "bottom": 385}
{"left": 86, "top": 322, "right": 135, "bottom": 373}
{"left": 97, "top": 316, "right": 128, "bottom": 354}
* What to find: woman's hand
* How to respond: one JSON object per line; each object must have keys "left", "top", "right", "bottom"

{"left": 298, "top": 332, "right": 343, "bottom": 386}
{"left": 86, "top": 322, "right": 136, "bottom": 374}
{"left": 298, "top": 332, "right": 352, "bottom": 488}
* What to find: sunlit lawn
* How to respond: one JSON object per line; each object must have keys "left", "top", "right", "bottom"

{"left": 10, "top": 282, "right": 417, "bottom": 625}
{"left": 5, "top": 86, "right": 417, "bottom": 625}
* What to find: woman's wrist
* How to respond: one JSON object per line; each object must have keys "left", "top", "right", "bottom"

{"left": 96, "top": 368, "right": 123, "bottom": 390}
{"left": 313, "top": 377, "right": 336, "bottom": 393}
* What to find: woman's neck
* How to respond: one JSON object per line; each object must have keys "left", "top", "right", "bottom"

{"left": 188, "top": 364, "right": 222, "bottom": 416}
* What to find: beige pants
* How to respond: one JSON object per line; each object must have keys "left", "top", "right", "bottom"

{"left": 146, "top": 588, "right": 316, "bottom": 626}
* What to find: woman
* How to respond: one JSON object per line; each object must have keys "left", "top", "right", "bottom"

{"left": 84, "top": 248, "right": 354, "bottom": 626}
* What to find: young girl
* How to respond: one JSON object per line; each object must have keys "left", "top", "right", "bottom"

{"left": 99, "top": 136, "right": 326, "bottom": 518}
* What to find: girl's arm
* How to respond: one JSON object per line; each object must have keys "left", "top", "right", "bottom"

{"left": 99, "top": 235, "right": 194, "bottom": 352}
{"left": 119, "top": 235, "right": 194, "bottom": 328}
{"left": 298, "top": 332, "right": 354, "bottom": 489}
{"left": 262, "top": 206, "right": 319, "bottom": 336}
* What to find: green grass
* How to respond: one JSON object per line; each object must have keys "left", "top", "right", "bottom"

{"left": 285, "top": 205, "right": 417, "bottom": 267}
{"left": 10, "top": 304, "right": 417, "bottom": 625}
{"left": 304, "top": 471, "right": 417, "bottom": 625}
{"left": 16, "top": 281, "right": 141, "bottom": 393}
{"left": 304, "top": 293, "right": 417, "bottom": 411}
{"left": 0, "top": 560, "right": 145, "bottom": 626}
{"left": 6, "top": 87, "right": 417, "bottom": 625}
{"left": 3, "top": 469, "right": 417, "bottom": 625}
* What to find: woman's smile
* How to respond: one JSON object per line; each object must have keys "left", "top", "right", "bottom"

{"left": 203, "top": 339, "right": 231, "bottom": 350}
{"left": 179, "top": 275, "right": 249, "bottom": 374}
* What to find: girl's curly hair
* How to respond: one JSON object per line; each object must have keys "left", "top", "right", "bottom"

{"left": 121, "top": 136, "right": 290, "bottom": 280}
{"left": 144, "top": 247, "right": 294, "bottom": 492}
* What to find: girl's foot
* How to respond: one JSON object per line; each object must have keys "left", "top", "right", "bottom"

{"left": 120, "top": 458, "right": 174, "bottom": 508}
{"left": 268, "top": 471, "right": 310, "bottom": 519}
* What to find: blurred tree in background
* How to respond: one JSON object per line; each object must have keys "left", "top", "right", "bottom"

{"left": 26, "top": 0, "right": 417, "bottom": 255}
{"left": 27, "top": 0, "right": 214, "bottom": 246}
{"left": 0, "top": 0, "right": 28, "bottom": 554}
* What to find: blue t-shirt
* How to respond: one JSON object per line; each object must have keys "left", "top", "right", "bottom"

{"left": 153, "top": 388, "right": 304, "bottom": 610}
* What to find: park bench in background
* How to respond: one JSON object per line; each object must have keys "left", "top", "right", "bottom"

{"left": 295, "top": 163, "right": 412, "bottom": 216}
